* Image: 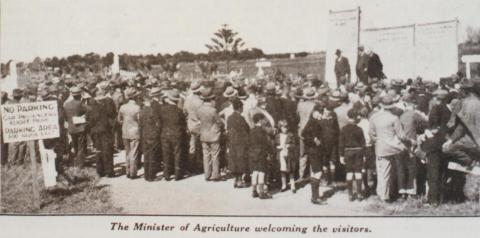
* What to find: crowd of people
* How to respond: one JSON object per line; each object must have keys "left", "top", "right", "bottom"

{"left": 1, "top": 47, "right": 480, "bottom": 207}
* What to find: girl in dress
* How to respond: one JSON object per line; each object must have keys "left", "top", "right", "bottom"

{"left": 275, "top": 120, "right": 297, "bottom": 193}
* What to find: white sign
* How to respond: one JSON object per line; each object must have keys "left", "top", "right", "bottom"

{"left": 325, "top": 8, "right": 360, "bottom": 88}
{"left": 362, "top": 25, "right": 415, "bottom": 80}
{"left": 39, "top": 140, "right": 58, "bottom": 188}
{"left": 0, "top": 60, "right": 18, "bottom": 97}
{"left": 461, "top": 54, "right": 480, "bottom": 78}
{"left": 255, "top": 60, "right": 271, "bottom": 77}
{"left": 360, "top": 20, "right": 458, "bottom": 82}
{"left": 415, "top": 20, "right": 459, "bottom": 81}
{"left": 1, "top": 101, "right": 60, "bottom": 143}
{"left": 112, "top": 53, "right": 120, "bottom": 74}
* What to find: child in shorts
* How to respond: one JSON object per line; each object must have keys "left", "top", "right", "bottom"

{"left": 339, "top": 109, "right": 366, "bottom": 201}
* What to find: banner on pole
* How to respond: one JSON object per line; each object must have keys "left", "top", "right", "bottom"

{"left": 325, "top": 8, "right": 360, "bottom": 88}
{"left": 1, "top": 101, "right": 60, "bottom": 143}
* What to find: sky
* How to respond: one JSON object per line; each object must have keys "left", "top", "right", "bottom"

{"left": 1, "top": 0, "right": 479, "bottom": 62}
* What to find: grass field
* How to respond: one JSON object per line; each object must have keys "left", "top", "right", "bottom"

{"left": 365, "top": 196, "right": 480, "bottom": 216}
{"left": 0, "top": 163, "right": 122, "bottom": 214}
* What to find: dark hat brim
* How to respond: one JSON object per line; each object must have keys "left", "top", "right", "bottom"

{"left": 200, "top": 95, "right": 215, "bottom": 100}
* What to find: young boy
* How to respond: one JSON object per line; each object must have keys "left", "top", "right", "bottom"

{"left": 275, "top": 120, "right": 297, "bottom": 193}
{"left": 339, "top": 109, "right": 366, "bottom": 201}
{"left": 249, "top": 113, "right": 274, "bottom": 199}
{"left": 226, "top": 99, "right": 250, "bottom": 188}
{"left": 302, "top": 105, "right": 327, "bottom": 205}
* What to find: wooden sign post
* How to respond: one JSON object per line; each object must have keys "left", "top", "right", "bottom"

{"left": 28, "top": 140, "right": 41, "bottom": 209}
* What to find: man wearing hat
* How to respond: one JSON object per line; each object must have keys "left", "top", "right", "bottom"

{"left": 442, "top": 77, "right": 480, "bottom": 201}
{"left": 226, "top": 99, "right": 250, "bottom": 188}
{"left": 366, "top": 49, "right": 385, "bottom": 83}
{"left": 397, "top": 94, "right": 428, "bottom": 199}
{"left": 87, "top": 83, "right": 117, "bottom": 178}
{"left": 41, "top": 85, "right": 71, "bottom": 183}
{"left": 369, "top": 95, "right": 408, "bottom": 202}
{"left": 183, "top": 81, "right": 204, "bottom": 174}
{"left": 196, "top": 87, "right": 223, "bottom": 181}
{"left": 264, "top": 82, "right": 283, "bottom": 124}
{"left": 391, "top": 79, "right": 406, "bottom": 94}
{"left": 139, "top": 92, "right": 162, "bottom": 181}
{"left": 356, "top": 45, "right": 369, "bottom": 85}
{"left": 111, "top": 82, "right": 126, "bottom": 151}
{"left": 159, "top": 89, "right": 187, "bottom": 181}
{"left": 6, "top": 89, "right": 29, "bottom": 165}
{"left": 444, "top": 77, "right": 480, "bottom": 165}
{"left": 64, "top": 86, "right": 88, "bottom": 176}
{"left": 330, "top": 90, "right": 351, "bottom": 182}
{"left": 118, "top": 88, "right": 142, "bottom": 179}
{"left": 334, "top": 49, "right": 351, "bottom": 88}
{"left": 352, "top": 82, "right": 372, "bottom": 112}
{"left": 333, "top": 90, "right": 352, "bottom": 130}
{"left": 220, "top": 86, "right": 238, "bottom": 128}
{"left": 297, "top": 87, "right": 318, "bottom": 180}
{"left": 420, "top": 88, "right": 453, "bottom": 205}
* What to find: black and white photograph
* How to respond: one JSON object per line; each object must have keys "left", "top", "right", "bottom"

{"left": 1, "top": 0, "right": 480, "bottom": 236}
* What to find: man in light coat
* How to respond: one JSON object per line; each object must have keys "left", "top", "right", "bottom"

{"left": 369, "top": 95, "right": 407, "bottom": 201}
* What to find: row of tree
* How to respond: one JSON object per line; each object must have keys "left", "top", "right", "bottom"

{"left": 1, "top": 24, "right": 315, "bottom": 76}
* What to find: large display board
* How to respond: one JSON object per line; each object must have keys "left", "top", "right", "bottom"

{"left": 325, "top": 8, "right": 360, "bottom": 88}
{"left": 415, "top": 20, "right": 459, "bottom": 81}
{"left": 360, "top": 20, "right": 458, "bottom": 81}
{"left": 361, "top": 25, "right": 415, "bottom": 80}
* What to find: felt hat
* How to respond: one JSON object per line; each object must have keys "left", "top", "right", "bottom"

{"left": 149, "top": 87, "right": 163, "bottom": 97}
{"left": 302, "top": 87, "right": 318, "bottom": 100}
{"left": 391, "top": 79, "right": 405, "bottom": 87}
{"left": 381, "top": 95, "right": 395, "bottom": 109}
{"left": 355, "top": 82, "right": 367, "bottom": 91}
{"left": 223, "top": 86, "right": 238, "bottom": 98}
{"left": 265, "top": 82, "right": 276, "bottom": 92}
{"left": 318, "top": 84, "right": 330, "bottom": 96}
{"left": 329, "top": 90, "right": 342, "bottom": 101}
{"left": 70, "top": 87, "right": 82, "bottom": 96}
{"left": 200, "top": 87, "right": 215, "bottom": 100}
{"left": 190, "top": 81, "right": 202, "bottom": 93}
{"left": 125, "top": 88, "right": 140, "bottom": 99}
{"left": 167, "top": 89, "right": 181, "bottom": 101}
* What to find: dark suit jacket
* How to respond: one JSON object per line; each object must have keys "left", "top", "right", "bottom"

{"left": 422, "top": 103, "right": 452, "bottom": 153}
{"left": 367, "top": 53, "right": 384, "bottom": 79}
{"left": 227, "top": 111, "right": 250, "bottom": 146}
{"left": 280, "top": 97, "right": 299, "bottom": 132}
{"left": 334, "top": 56, "right": 351, "bottom": 80}
{"left": 356, "top": 53, "right": 369, "bottom": 80}
{"left": 87, "top": 97, "right": 116, "bottom": 134}
{"left": 64, "top": 99, "right": 87, "bottom": 134}
{"left": 160, "top": 103, "right": 186, "bottom": 139}
{"left": 302, "top": 117, "right": 322, "bottom": 148}
{"left": 139, "top": 104, "right": 162, "bottom": 144}
{"left": 265, "top": 95, "right": 283, "bottom": 124}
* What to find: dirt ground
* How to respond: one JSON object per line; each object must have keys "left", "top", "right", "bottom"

{"left": 99, "top": 151, "right": 379, "bottom": 216}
